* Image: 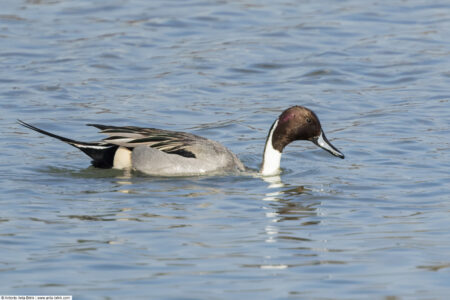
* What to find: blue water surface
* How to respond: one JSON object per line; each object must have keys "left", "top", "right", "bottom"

{"left": 1, "top": 0, "right": 450, "bottom": 299}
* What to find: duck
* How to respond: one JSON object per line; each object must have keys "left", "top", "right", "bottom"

{"left": 18, "top": 106, "right": 344, "bottom": 176}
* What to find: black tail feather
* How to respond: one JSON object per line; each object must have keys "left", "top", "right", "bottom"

{"left": 18, "top": 120, "right": 89, "bottom": 146}
{"left": 18, "top": 120, "right": 118, "bottom": 168}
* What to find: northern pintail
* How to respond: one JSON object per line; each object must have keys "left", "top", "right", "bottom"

{"left": 18, "top": 106, "right": 344, "bottom": 176}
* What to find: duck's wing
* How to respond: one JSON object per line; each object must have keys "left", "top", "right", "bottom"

{"left": 87, "top": 124, "right": 205, "bottom": 158}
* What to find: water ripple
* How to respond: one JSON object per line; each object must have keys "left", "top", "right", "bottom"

{"left": 1, "top": 0, "right": 450, "bottom": 299}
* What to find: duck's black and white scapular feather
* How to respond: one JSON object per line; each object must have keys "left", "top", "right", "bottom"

{"left": 18, "top": 106, "right": 344, "bottom": 176}
{"left": 88, "top": 124, "right": 203, "bottom": 159}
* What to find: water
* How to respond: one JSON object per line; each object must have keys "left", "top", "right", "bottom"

{"left": 1, "top": 0, "right": 450, "bottom": 298}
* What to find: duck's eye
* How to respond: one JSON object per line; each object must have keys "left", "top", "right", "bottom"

{"left": 306, "top": 118, "right": 312, "bottom": 124}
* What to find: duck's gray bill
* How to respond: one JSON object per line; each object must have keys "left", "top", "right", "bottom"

{"left": 313, "top": 131, "right": 345, "bottom": 159}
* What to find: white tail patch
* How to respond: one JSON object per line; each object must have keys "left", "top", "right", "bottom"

{"left": 113, "top": 146, "right": 132, "bottom": 169}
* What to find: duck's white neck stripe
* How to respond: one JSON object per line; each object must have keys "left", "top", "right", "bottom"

{"left": 260, "top": 119, "right": 282, "bottom": 176}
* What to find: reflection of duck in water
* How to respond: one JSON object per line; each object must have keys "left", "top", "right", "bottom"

{"left": 262, "top": 184, "right": 319, "bottom": 249}
{"left": 18, "top": 106, "right": 343, "bottom": 176}
{"left": 270, "top": 187, "right": 319, "bottom": 223}
{"left": 263, "top": 183, "right": 315, "bottom": 218}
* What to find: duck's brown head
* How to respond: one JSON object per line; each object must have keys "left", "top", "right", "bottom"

{"left": 271, "top": 106, "right": 344, "bottom": 158}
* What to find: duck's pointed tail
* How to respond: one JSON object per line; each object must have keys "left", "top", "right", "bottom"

{"left": 18, "top": 120, "right": 118, "bottom": 168}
